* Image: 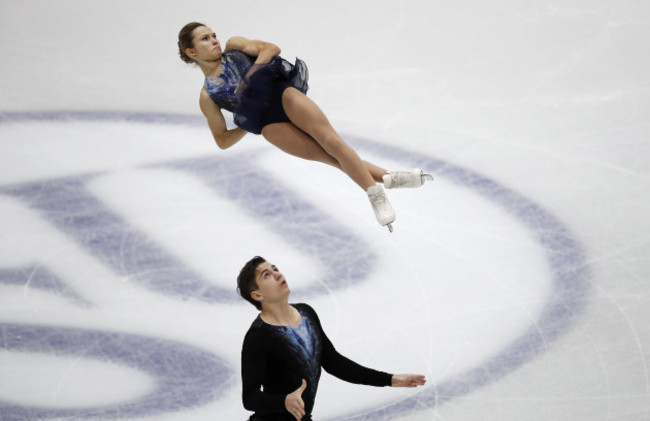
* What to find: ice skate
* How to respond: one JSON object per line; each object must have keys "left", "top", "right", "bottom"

{"left": 382, "top": 168, "right": 433, "bottom": 189}
{"left": 367, "top": 184, "right": 396, "bottom": 232}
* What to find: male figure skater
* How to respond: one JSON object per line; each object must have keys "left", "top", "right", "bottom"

{"left": 237, "top": 256, "right": 426, "bottom": 420}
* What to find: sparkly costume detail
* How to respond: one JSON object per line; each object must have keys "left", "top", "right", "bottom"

{"left": 204, "top": 50, "right": 255, "bottom": 112}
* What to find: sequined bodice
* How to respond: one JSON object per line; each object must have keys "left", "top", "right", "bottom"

{"left": 204, "top": 50, "right": 255, "bottom": 111}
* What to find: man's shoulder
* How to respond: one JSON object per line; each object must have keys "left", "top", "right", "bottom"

{"left": 242, "top": 315, "right": 267, "bottom": 346}
{"left": 244, "top": 314, "right": 264, "bottom": 334}
{"left": 294, "top": 303, "right": 322, "bottom": 324}
{"left": 293, "top": 302, "right": 315, "bottom": 314}
{"left": 249, "top": 314, "right": 265, "bottom": 329}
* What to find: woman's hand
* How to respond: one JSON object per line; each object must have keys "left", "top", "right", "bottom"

{"left": 285, "top": 379, "right": 307, "bottom": 420}
{"left": 391, "top": 374, "right": 427, "bottom": 388}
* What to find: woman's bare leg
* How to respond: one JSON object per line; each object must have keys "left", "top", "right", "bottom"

{"left": 261, "top": 121, "right": 387, "bottom": 183}
{"left": 280, "top": 87, "right": 379, "bottom": 190}
{"left": 363, "top": 160, "right": 388, "bottom": 183}
{"left": 262, "top": 111, "right": 396, "bottom": 229}
{"left": 261, "top": 122, "right": 340, "bottom": 167}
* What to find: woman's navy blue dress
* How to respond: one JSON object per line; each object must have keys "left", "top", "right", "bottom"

{"left": 204, "top": 50, "right": 309, "bottom": 134}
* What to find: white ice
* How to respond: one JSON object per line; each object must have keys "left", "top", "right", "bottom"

{"left": 0, "top": 1, "right": 649, "bottom": 420}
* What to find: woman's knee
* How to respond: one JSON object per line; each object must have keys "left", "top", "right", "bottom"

{"left": 315, "top": 131, "right": 349, "bottom": 156}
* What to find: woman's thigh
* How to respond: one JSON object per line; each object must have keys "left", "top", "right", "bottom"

{"left": 281, "top": 88, "right": 336, "bottom": 141}
{"left": 261, "top": 122, "right": 340, "bottom": 167}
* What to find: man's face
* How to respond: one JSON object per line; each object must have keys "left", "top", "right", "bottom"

{"left": 252, "top": 261, "right": 290, "bottom": 306}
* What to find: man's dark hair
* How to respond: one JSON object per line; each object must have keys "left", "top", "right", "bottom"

{"left": 237, "top": 256, "right": 266, "bottom": 310}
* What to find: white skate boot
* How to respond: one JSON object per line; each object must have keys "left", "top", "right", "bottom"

{"left": 382, "top": 168, "right": 433, "bottom": 189}
{"left": 367, "top": 184, "right": 396, "bottom": 232}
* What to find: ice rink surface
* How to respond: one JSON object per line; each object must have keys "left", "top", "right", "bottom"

{"left": 1, "top": 1, "right": 649, "bottom": 420}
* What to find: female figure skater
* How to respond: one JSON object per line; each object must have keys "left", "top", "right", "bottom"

{"left": 177, "top": 22, "right": 432, "bottom": 232}
{"left": 237, "top": 256, "right": 426, "bottom": 420}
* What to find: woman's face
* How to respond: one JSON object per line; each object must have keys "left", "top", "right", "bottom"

{"left": 188, "top": 26, "right": 222, "bottom": 61}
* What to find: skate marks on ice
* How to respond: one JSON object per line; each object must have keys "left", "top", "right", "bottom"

{"left": 0, "top": 112, "right": 591, "bottom": 420}
{"left": 337, "top": 136, "right": 592, "bottom": 420}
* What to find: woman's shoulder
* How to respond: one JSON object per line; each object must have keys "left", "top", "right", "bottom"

{"left": 198, "top": 86, "right": 221, "bottom": 112}
{"left": 199, "top": 85, "right": 210, "bottom": 98}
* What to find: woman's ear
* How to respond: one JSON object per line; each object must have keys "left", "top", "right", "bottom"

{"left": 185, "top": 48, "right": 196, "bottom": 60}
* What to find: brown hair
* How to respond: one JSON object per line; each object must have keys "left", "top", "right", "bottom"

{"left": 237, "top": 256, "right": 266, "bottom": 310}
{"left": 177, "top": 22, "right": 206, "bottom": 63}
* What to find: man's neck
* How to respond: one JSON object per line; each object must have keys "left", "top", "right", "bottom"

{"left": 260, "top": 302, "right": 301, "bottom": 327}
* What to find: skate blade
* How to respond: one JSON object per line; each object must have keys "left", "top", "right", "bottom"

{"left": 421, "top": 173, "right": 434, "bottom": 183}
{"left": 386, "top": 223, "right": 393, "bottom": 233}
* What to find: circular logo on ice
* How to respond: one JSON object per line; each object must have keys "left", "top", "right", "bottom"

{"left": 0, "top": 111, "right": 590, "bottom": 420}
